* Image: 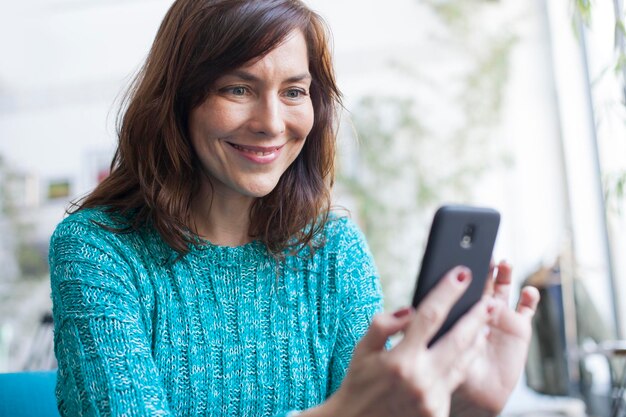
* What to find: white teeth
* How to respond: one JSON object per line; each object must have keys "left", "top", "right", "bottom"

{"left": 231, "top": 143, "right": 277, "bottom": 156}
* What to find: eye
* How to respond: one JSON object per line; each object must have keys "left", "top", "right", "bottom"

{"left": 220, "top": 86, "right": 249, "bottom": 97}
{"left": 284, "top": 88, "right": 307, "bottom": 99}
{"left": 230, "top": 86, "right": 247, "bottom": 96}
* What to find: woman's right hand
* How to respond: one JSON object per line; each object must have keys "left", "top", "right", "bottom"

{"left": 307, "top": 266, "right": 493, "bottom": 417}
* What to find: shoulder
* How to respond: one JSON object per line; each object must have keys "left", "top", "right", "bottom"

{"left": 321, "top": 212, "right": 368, "bottom": 252}
{"left": 48, "top": 208, "right": 165, "bottom": 303}
{"left": 49, "top": 207, "right": 154, "bottom": 269}
{"left": 53, "top": 206, "right": 119, "bottom": 230}
{"left": 313, "top": 212, "right": 377, "bottom": 272}
{"left": 319, "top": 212, "right": 383, "bottom": 309}
{"left": 50, "top": 207, "right": 125, "bottom": 248}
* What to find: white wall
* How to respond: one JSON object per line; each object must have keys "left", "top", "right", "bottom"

{"left": 0, "top": 0, "right": 582, "bottom": 301}
{"left": 581, "top": 0, "right": 626, "bottom": 338}
{"left": 0, "top": 0, "right": 616, "bottom": 387}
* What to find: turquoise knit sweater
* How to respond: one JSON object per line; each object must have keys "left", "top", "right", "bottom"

{"left": 49, "top": 208, "right": 383, "bottom": 417}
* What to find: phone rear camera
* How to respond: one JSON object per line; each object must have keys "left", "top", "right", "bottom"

{"left": 460, "top": 224, "right": 475, "bottom": 249}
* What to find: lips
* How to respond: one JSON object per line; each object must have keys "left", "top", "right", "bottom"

{"left": 227, "top": 142, "right": 283, "bottom": 156}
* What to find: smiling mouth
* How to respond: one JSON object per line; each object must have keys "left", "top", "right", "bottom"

{"left": 228, "top": 142, "right": 283, "bottom": 156}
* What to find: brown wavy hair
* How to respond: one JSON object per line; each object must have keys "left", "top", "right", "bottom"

{"left": 72, "top": 0, "right": 342, "bottom": 256}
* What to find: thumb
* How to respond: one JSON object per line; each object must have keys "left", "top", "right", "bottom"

{"left": 517, "top": 286, "right": 540, "bottom": 318}
{"left": 355, "top": 308, "right": 413, "bottom": 355}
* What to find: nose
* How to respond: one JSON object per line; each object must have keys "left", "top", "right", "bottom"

{"left": 249, "top": 95, "right": 285, "bottom": 137}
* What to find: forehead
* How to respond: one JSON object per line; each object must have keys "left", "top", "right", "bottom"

{"left": 237, "top": 30, "right": 309, "bottom": 75}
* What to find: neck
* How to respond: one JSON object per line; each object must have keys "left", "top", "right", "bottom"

{"left": 191, "top": 184, "right": 255, "bottom": 247}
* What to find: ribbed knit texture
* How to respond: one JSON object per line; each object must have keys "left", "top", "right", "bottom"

{"left": 49, "top": 208, "right": 383, "bottom": 417}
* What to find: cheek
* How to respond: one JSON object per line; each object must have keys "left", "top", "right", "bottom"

{"left": 188, "top": 111, "right": 205, "bottom": 151}
{"left": 298, "top": 102, "right": 315, "bottom": 138}
{"left": 190, "top": 99, "right": 240, "bottom": 139}
{"left": 208, "top": 106, "right": 242, "bottom": 135}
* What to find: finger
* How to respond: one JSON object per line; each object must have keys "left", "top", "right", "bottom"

{"left": 493, "top": 260, "right": 512, "bottom": 302}
{"left": 356, "top": 308, "right": 414, "bottom": 355}
{"left": 443, "top": 322, "right": 488, "bottom": 390}
{"left": 430, "top": 297, "right": 492, "bottom": 368}
{"left": 516, "top": 286, "right": 540, "bottom": 318}
{"left": 401, "top": 266, "right": 473, "bottom": 349}
{"left": 483, "top": 260, "right": 496, "bottom": 296}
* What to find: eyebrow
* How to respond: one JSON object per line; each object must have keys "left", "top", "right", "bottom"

{"left": 227, "top": 69, "right": 312, "bottom": 83}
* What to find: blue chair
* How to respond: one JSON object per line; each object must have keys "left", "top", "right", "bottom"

{"left": 0, "top": 370, "right": 60, "bottom": 417}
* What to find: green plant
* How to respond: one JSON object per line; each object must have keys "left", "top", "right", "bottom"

{"left": 572, "top": 1, "right": 626, "bottom": 207}
{"left": 0, "top": 155, "right": 49, "bottom": 281}
{"left": 336, "top": 0, "right": 517, "bottom": 307}
{"left": 16, "top": 243, "right": 48, "bottom": 280}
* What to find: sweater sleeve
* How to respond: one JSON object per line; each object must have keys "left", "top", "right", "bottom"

{"left": 49, "top": 216, "right": 172, "bottom": 417}
{"left": 326, "top": 218, "right": 384, "bottom": 396}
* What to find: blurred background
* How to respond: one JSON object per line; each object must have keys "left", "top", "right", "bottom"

{"left": 1, "top": 0, "right": 626, "bottom": 415}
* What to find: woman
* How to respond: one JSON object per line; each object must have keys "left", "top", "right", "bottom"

{"left": 49, "top": 0, "right": 539, "bottom": 416}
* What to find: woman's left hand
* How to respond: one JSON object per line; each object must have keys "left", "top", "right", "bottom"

{"left": 449, "top": 261, "right": 540, "bottom": 417}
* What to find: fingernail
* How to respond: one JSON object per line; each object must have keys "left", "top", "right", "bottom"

{"left": 393, "top": 307, "right": 413, "bottom": 318}
{"left": 486, "top": 299, "right": 496, "bottom": 314}
{"left": 457, "top": 269, "right": 470, "bottom": 283}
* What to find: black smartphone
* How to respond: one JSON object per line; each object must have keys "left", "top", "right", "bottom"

{"left": 411, "top": 205, "right": 500, "bottom": 346}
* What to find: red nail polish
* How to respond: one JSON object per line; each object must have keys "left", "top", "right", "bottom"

{"left": 393, "top": 307, "right": 412, "bottom": 318}
{"left": 457, "top": 271, "right": 469, "bottom": 283}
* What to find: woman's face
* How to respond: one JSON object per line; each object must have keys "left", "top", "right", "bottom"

{"left": 188, "top": 29, "right": 314, "bottom": 204}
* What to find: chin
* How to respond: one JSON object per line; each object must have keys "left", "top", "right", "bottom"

{"left": 247, "top": 189, "right": 276, "bottom": 199}
{"left": 243, "top": 182, "right": 280, "bottom": 199}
